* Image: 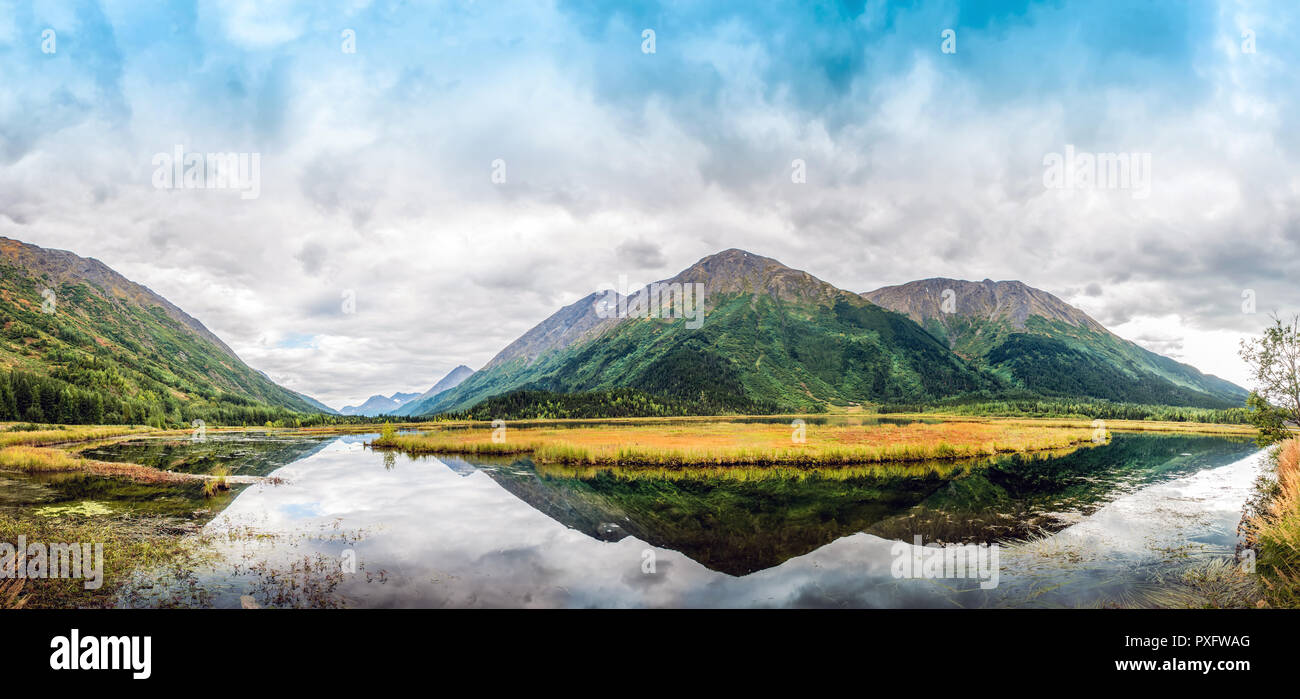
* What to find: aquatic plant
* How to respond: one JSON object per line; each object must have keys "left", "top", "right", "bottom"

{"left": 369, "top": 420, "right": 1099, "bottom": 466}
{"left": 0, "top": 445, "right": 202, "bottom": 485}
{"left": 1244, "top": 438, "right": 1300, "bottom": 607}
{"left": 0, "top": 512, "right": 212, "bottom": 609}
{"left": 0, "top": 445, "right": 82, "bottom": 471}
{"left": 0, "top": 424, "right": 155, "bottom": 448}
{"left": 201, "top": 467, "right": 231, "bottom": 498}
{"left": 0, "top": 577, "right": 26, "bottom": 609}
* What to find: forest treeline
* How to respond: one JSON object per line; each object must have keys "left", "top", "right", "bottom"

{"left": 0, "top": 368, "right": 388, "bottom": 428}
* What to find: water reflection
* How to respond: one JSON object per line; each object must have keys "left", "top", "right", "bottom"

{"left": 0, "top": 434, "right": 335, "bottom": 520}
{"left": 96, "top": 431, "right": 1263, "bottom": 608}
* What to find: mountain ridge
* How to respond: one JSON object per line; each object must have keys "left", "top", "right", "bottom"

{"left": 419, "top": 249, "right": 998, "bottom": 415}
{"left": 340, "top": 391, "right": 421, "bottom": 417}
{"left": 391, "top": 364, "right": 476, "bottom": 416}
{"left": 862, "top": 277, "right": 1246, "bottom": 407}
{"left": 412, "top": 250, "right": 1246, "bottom": 417}
{"left": 0, "top": 236, "right": 330, "bottom": 423}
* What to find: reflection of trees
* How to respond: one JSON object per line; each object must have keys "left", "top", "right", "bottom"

{"left": 81, "top": 436, "right": 332, "bottom": 477}
{"left": 477, "top": 434, "right": 1258, "bottom": 575}
{"left": 383, "top": 452, "right": 396, "bottom": 471}
{"left": 866, "top": 434, "right": 1258, "bottom": 544}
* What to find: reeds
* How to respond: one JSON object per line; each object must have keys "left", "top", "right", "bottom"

{"left": 0, "top": 511, "right": 212, "bottom": 609}
{"left": 534, "top": 446, "right": 1083, "bottom": 482}
{"left": 0, "top": 424, "right": 155, "bottom": 448}
{"left": 1245, "top": 438, "right": 1300, "bottom": 607}
{"left": 882, "top": 414, "right": 1258, "bottom": 436}
{"left": 0, "top": 446, "right": 199, "bottom": 484}
{"left": 0, "top": 577, "right": 27, "bottom": 609}
{"left": 370, "top": 420, "right": 1099, "bottom": 466}
{"left": 201, "top": 467, "right": 231, "bottom": 497}
{"left": 0, "top": 445, "right": 83, "bottom": 471}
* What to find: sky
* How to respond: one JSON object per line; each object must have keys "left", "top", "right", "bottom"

{"left": 0, "top": 0, "right": 1297, "bottom": 409}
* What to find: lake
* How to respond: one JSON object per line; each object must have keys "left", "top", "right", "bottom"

{"left": 34, "top": 429, "right": 1266, "bottom": 608}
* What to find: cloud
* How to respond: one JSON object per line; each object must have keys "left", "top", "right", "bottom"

{"left": 1, "top": 0, "right": 1295, "bottom": 401}
{"left": 614, "top": 239, "right": 667, "bottom": 269}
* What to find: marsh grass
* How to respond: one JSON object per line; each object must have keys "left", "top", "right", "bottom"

{"left": 0, "top": 445, "right": 82, "bottom": 471}
{"left": 534, "top": 448, "right": 1084, "bottom": 481}
{"left": 0, "top": 445, "right": 204, "bottom": 485}
{"left": 537, "top": 461, "right": 974, "bottom": 481}
{"left": 887, "top": 414, "right": 1258, "bottom": 437}
{"left": 370, "top": 421, "right": 1099, "bottom": 466}
{"left": 0, "top": 511, "right": 211, "bottom": 609}
{"left": 995, "top": 534, "right": 1262, "bottom": 609}
{"left": 1243, "top": 438, "right": 1300, "bottom": 607}
{"left": 0, "top": 577, "right": 26, "bottom": 609}
{"left": 0, "top": 424, "right": 156, "bottom": 448}
{"left": 201, "top": 467, "right": 231, "bottom": 497}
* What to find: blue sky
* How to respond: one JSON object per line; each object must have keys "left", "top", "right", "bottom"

{"left": 1, "top": 0, "right": 1296, "bottom": 406}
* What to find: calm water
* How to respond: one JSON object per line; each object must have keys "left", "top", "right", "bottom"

{"left": 16, "top": 430, "right": 1265, "bottom": 608}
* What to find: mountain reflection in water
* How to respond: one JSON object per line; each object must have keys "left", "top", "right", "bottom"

{"left": 89, "top": 432, "right": 1260, "bottom": 608}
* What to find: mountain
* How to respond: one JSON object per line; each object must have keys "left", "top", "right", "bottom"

{"left": 340, "top": 391, "right": 423, "bottom": 417}
{"left": 862, "top": 278, "right": 1247, "bottom": 408}
{"left": 414, "top": 249, "right": 996, "bottom": 416}
{"left": 0, "top": 236, "right": 327, "bottom": 423}
{"left": 291, "top": 390, "right": 341, "bottom": 415}
{"left": 391, "top": 364, "right": 475, "bottom": 416}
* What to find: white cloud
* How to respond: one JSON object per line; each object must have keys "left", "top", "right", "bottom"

{"left": 3, "top": 0, "right": 1296, "bottom": 407}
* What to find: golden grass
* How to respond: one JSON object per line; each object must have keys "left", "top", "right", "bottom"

{"left": 1245, "top": 438, "right": 1300, "bottom": 607}
{"left": 0, "top": 445, "right": 84, "bottom": 471}
{"left": 371, "top": 420, "right": 1100, "bottom": 466}
{"left": 0, "top": 445, "right": 196, "bottom": 484}
{"left": 534, "top": 447, "right": 1085, "bottom": 481}
{"left": 882, "top": 414, "right": 1258, "bottom": 436}
{"left": 201, "top": 467, "right": 231, "bottom": 497}
{"left": 0, "top": 424, "right": 155, "bottom": 448}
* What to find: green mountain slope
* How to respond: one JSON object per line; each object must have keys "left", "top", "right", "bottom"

{"left": 862, "top": 278, "right": 1247, "bottom": 409}
{"left": 422, "top": 250, "right": 996, "bottom": 415}
{"left": 0, "top": 236, "right": 324, "bottom": 424}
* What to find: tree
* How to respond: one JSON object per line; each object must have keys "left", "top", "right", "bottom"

{"left": 1239, "top": 315, "right": 1300, "bottom": 445}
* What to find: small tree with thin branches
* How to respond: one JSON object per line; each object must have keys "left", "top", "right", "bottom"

{"left": 1240, "top": 315, "right": 1300, "bottom": 445}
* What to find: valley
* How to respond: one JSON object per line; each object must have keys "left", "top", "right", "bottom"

{"left": 0, "top": 417, "right": 1268, "bottom": 608}
{"left": 0, "top": 236, "right": 1288, "bottom": 611}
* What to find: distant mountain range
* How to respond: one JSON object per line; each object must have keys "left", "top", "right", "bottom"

{"left": 0, "top": 236, "right": 329, "bottom": 423}
{"left": 341, "top": 366, "right": 476, "bottom": 416}
{"left": 390, "top": 365, "right": 474, "bottom": 416}
{"left": 340, "top": 392, "right": 420, "bottom": 417}
{"left": 413, "top": 249, "right": 1247, "bottom": 417}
